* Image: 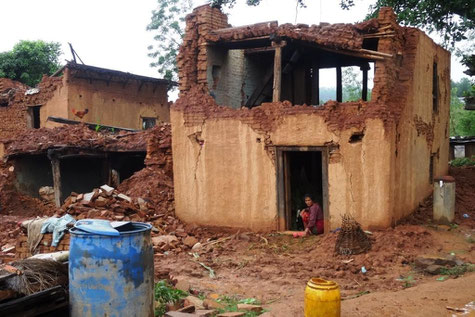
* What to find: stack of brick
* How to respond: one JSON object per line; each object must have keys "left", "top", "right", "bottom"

{"left": 15, "top": 232, "right": 70, "bottom": 260}
{"left": 177, "top": 5, "right": 229, "bottom": 94}
{"left": 205, "top": 20, "right": 377, "bottom": 50}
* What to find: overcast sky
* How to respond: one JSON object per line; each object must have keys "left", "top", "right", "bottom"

{"left": 0, "top": 0, "right": 468, "bottom": 84}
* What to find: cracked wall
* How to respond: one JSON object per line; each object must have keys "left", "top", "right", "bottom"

{"left": 171, "top": 5, "right": 450, "bottom": 231}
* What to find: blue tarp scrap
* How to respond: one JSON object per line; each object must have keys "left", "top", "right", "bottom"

{"left": 40, "top": 214, "right": 76, "bottom": 247}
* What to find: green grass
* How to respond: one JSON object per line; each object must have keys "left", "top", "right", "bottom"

{"left": 439, "top": 264, "right": 475, "bottom": 276}
{"left": 396, "top": 274, "right": 415, "bottom": 288}
{"left": 154, "top": 280, "right": 188, "bottom": 316}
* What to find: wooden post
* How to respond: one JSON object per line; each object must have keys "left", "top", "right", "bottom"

{"left": 311, "top": 61, "right": 320, "bottom": 105}
{"left": 336, "top": 66, "right": 342, "bottom": 102}
{"left": 51, "top": 158, "right": 62, "bottom": 207}
{"left": 361, "top": 63, "right": 370, "bottom": 101}
{"left": 272, "top": 41, "right": 286, "bottom": 102}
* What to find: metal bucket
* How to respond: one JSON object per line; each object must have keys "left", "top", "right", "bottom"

{"left": 69, "top": 221, "right": 154, "bottom": 317}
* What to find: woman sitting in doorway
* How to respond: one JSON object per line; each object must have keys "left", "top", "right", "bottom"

{"left": 300, "top": 194, "right": 324, "bottom": 235}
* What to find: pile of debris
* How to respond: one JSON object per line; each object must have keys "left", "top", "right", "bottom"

{"left": 60, "top": 184, "right": 200, "bottom": 254}
{"left": 0, "top": 163, "right": 56, "bottom": 218}
{"left": 335, "top": 213, "right": 372, "bottom": 255}
{"left": 2, "top": 123, "right": 152, "bottom": 157}
{"left": 62, "top": 185, "right": 154, "bottom": 221}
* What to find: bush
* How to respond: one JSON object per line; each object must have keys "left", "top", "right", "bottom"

{"left": 449, "top": 156, "right": 475, "bottom": 167}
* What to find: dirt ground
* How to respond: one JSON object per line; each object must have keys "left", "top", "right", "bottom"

{"left": 0, "top": 156, "right": 473, "bottom": 316}
{"left": 156, "top": 166, "right": 475, "bottom": 316}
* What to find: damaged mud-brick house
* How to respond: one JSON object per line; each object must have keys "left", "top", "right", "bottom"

{"left": 0, "top": 62, "right": 173, "bottom": 207}
{"left": 171, "top": 5, "right": 450, "bottom": 232}
{"left": 0, "top": 61, "right": 172, "bottom": 157}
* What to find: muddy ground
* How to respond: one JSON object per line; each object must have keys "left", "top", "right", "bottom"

{"left": 156, "top": 166, "right": 475, "bottom": 316}
{"left": 0, "top": 162, "right": 473, "bottom": 316}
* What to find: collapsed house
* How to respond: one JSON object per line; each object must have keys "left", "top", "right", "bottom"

{"left": 170, "top": 5, "right": 450, "bottom": 231}
{"left": 1, "top": 125, "right": 152, "bottom": 207}
{"left": 0, "top": 62, "right": 172, "bottom": 157}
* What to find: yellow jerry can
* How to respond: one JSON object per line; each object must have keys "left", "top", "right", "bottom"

{"left": 304, "top": 278, "right": 341, "bottom": 317}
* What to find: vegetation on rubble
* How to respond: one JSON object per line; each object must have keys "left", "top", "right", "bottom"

{"left": 0, "top": 40, "right": 62, "bottom": 87}
{"left": 439, "top": 263, "right": 475, "bottom": 277}
{"left": 450, "top": 156, "right": 475, "bottom": 167}
{"left": 216, "top": 295, "right": 264, "bottom": 316}
{"left": 154, "top": 280, "right": 189, "bottom": 316}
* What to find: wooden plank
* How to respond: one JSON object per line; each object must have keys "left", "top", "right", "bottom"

{"left": 336, "top": 66, "right": 342, "bottom": 102}
{"left": 47, "top": 116, "right": 137, "bottom": 132}
{"left": 276, "top": 148, "right": 286, "bottom": 231}
{"left": 359, "top": 48, "right": 393, "bottom": 58}
{"left": 211, "top": 21, "right": 277, "bottom": 34}
{"left": 284, "top": 152, "right": 292, "bottom": 230}
{"left": 272, "top": 41, "right": 286, "bottom": 102}
{"left": 0, "top": 286, "right": 67, "bottom": 316}
{"left": 321, "top": 147, "right": 329, "bottom": 234}
{"left": 51, "top": 158, "right": 62, "bottom": 207}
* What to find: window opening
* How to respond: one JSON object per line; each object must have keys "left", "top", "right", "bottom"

{"left": 142, "top": 117, "right": 156, "bottom": 130}
{"left": 454, "top": 145, "right": 465, "bottom": 158}
{"left": 27, "top": 105, "right": 41, "bottom": 129}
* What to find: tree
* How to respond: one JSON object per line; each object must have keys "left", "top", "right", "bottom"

{"left": 0, "top": 40, "right": 62, "bottom": 87}
{"left": 452, "top": 78, "right": 473, "bottom": 97}
{"left": 450, "top": 81, "right": 475, "bottom": 137}
{"left": 147, "top": 0, "right": 192, "bottom": 81}
{"left": 342, "top": 0, "right": 474, "bottom": 47}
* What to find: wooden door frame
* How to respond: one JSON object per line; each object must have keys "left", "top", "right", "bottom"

{"left": 275, "top": 146, "right": 329, "bottom": 232}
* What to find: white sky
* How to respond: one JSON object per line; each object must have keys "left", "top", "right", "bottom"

{"left": 0, "top": 0, "right": 469, "bottom": 84}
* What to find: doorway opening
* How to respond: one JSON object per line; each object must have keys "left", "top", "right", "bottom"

{"left": 277, "top": 147, "right": 328, "bottom": 232}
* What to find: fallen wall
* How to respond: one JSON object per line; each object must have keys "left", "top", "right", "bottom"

{"left": 0, "top": 77, "right": 62, "bottom": 142}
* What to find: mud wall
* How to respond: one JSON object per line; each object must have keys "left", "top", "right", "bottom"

{"left": 390, "top": 29, "right": 450, "bottom": 222}
{"left": 0, "top": 79, "right": 29, "bottom": 143}
{"left": 0, "top": 77, "right": 63, "bottom": 145}
{"left": 171, "top": 99, "right": 393, "bottom": 231}
{"left": 41, "top": 69, "right": 169, "bottom": 129}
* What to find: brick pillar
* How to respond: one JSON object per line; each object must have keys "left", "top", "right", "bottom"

{"left": 177, "top": 5, "right": 229, "bottom": 95}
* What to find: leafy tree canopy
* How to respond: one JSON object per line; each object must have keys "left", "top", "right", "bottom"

{"left": 342, "top": 0, "right": 474, "bottom": 48}
{"left": 0, "top": 40, "right": 62, "bottom": 87}
{"left": 147, "top": 0, "right": 192, "bottom": 81}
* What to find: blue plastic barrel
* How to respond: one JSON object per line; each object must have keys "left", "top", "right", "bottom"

{"left": 69, "top": 221, "right": 154, "bottom": 317}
